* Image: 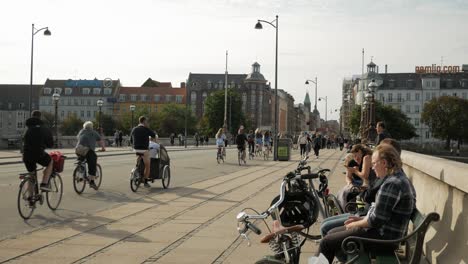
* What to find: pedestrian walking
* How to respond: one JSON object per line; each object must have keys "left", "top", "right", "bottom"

{"left": 194, "top": 133, "right": 200, "bottom": 147}
{"left": 313, "top": 132, "right": 321, "bottom": 158}
{"left": 118, "top": 130, "right": 123, "bottom": 147}
{"left": 170, "top": 133, "right": 175, "bottom": 146}
{"left": 114, "top": 130, "right": 119, "bottom": 147}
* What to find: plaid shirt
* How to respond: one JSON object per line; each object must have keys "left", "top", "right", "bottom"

{"left": 366, "top": 170, "right": 416, "bottom": 239}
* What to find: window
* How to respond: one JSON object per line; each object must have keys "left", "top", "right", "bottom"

{"left": 415, "top": 105, "right": 420, "bottom": 113}
{"left": 44, "top": 88, "right": 52, "bottom": 95}
{"left": 153, "top": 105, "right": 158, "bottom": 112}
{"left": 93, "top": 88, "right": 101, "bottom": 95}
{"left": 68, "top": 98, "right": 72, "bottom": 105}
{"left": 251, "top": 89, "right": 256, "bottom": 111}
{"left": 93, "top": 111, "right": 96, "bottom": 117}
{"left": 175, "top": 95, "right": 183, "bottom": 103}
{"left": 87, "top": 99, "right": 91, "bottom": 106}
{"left": 131, "top": 94, "right": 137, "bottom": 101}
{"left": 379, "top": 94, "right": 384, "bottom": 102}
{"left": 414, "top": 118, "right": 419, "bottom": 127}
{"left": 140, "top": 94, "right": 147, "bottom": 102}
{"left": 80, "top": 111, "right": 84, "bottom": 118}
{"left": 388, "top": 80, "right": 395, "bottom": 88}
{"left": 154, "top": 94, "right": 161, "bottom": 102}
{"left": 119, "top": 94, "right": 126, "bottom": 102}
{"left": 82, "top": 88, "right": 90, "bottom": 95}
{"left": 8, "top": 103, "right": 12, "bottom": 110}
{"left": 201, "top": 92, "right": 207, "bottom": 112}
{"left": 397, "top": 93, "right": 402, "bottom": 102}
{"left": 406, "top": 93, "right": 411, "bottom": 101}
{"left": 406, "top": 80, "right": 414, "bottom": 88}
{"left": 104, "top": 88, "right": 112, "bottom": 95}
{"left": 166, "top": 95, "right": 174, "bottom": 102}
{"left": 415, "top": 93, "right": 420, "bottom": 101}
{"left": 442, "top": 92, "right": 447, "bottom": 96}
{"left": 425, "top": 131, "right": 430, "bottom": 139}
{"left": 431, "top": 81, "right": 436, "bottom": 87}
{"left": 446, "top": 79, "right": 453, "bottom": 88}
{"left": 387, "top": 93, "right": 393, "bottom": 102}
{"left": 425, "top": 81, "right": 430, "bottom": 87}
{"left": 61, "top": 111, "right": 64, "bottom": 118}
{"left": 463, "top": 93, "right": 467, "bottom": 99}
{"left": 74, "top": 99, "right": 79, "bottom": 105}
{"left": 87, "top": 111, "right": 91, "bottom": 117}
{"left": 207, "top": 80, "right": 212, "bottom": 89}
{"left": 432, "top": 92, "right": 436, "bottom": 99}
{"left": 242, "top": 92, "right": 247, "bottom": 112}
{"left": 54, "top": 88, "right": 62, "bottom": 94}
{"left": 18, "top": 103, "right": 24, "bottom": 109}
{"left": 190, "top": 91, "right": 197, "bottom": 102}
{"left": 425, "top": 92, "right": 430, "bottom": 101}
{"left": 406, "top": 105, "right": 410, "bottom": 113}
{"left": 65, "top": 88, "right": 72, "bottom": 95}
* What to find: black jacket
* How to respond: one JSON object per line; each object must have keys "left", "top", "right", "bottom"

{"left": 130, "top": 125, "right": 156, "bottom": 150}
{"left": 23, "top": 117, "right": 54, "bottom": 157}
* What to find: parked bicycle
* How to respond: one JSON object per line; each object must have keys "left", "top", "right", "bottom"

{"left": 72, "top": 156, "right": 103, "bottom": 194}
{"left": 236, "top": 157, "right": 343, "bottom": 264}
{"left": 17, "top": 161, "right": 64, "bottom": 220}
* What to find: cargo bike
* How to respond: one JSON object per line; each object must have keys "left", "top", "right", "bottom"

{"left": 130, "top": 145, "right": 171, "bottom": 192}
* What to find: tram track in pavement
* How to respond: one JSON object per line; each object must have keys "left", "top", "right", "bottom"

{"left": 0, "top": 158, "right": 292, "bottom": 263}
{"left": 211, "top": 150, "right": 346, "bottom": 264}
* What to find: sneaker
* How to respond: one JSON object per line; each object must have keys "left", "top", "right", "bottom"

{"left": 89, "top": 180, "right": 98, "bottom": 190}
{"left": 40, "top": 183, "right": 52, "bottom": 192}
{"left": 144, "top": 180, "right": 151, "bottom": 188}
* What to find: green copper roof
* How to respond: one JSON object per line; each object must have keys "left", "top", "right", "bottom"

{"left": 304, "top": 92, "right": 311, "bottom": 104}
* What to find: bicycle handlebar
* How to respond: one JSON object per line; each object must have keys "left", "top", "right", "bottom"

{"left": 246, "top": 222, "right": 262, "bottom": 235}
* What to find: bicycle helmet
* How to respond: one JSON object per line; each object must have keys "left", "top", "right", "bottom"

{"left": 270, "top": 191, "right": 318, "bottom": 228}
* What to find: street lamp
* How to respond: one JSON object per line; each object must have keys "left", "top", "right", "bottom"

{"left": 29, "top": 24, "right": 51, "bottom": 116}
{"left": 255, "top": 15, "right": 279, "bottom": 161}
{"left": 97, "top": 99, "right": 104, "bottom": 134}
{"left": 318, "top": 96, "right": 328, "bottom": 123}
{"left": 305, "top": 78, "right": 318, "bottom": 111}
{"left": 366, "top": 79, "right": 378, "bottom": 142}
{"left": 52, "top": 92, "right": 60, "bottom": 148}
{"left": 130, "top": 104, "right": 136, "bottom": 130}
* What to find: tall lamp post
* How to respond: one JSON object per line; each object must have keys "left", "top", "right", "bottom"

{"left": 255, "top": 15, "right": 279, "bottom": 161}
{"left": 318, "top": 96, "right": 328, "bottom": 123}
{"left": 29, "top": 24, "right": 51, "bottom": 116}
{"left": 52, "top": 92, "right": 60, "bottom": 148}
{"left": 130, "top": 104, "right": 136, "bottom": 131}
{"left": 97, "top": 99, "right": 104, "bottom": 134}
{"left": 366, "top": 79, "right": 378, "bottom": 142}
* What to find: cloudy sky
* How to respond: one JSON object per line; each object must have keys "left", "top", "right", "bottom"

{"left": 1, "top": 0, "right": 467, "bottom": 120}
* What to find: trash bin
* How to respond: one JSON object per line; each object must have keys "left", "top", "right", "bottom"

{"left": 277, "top": 138, "right": 292, "bottom": 161}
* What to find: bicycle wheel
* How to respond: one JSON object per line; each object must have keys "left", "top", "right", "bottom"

{"left": 73, "top": 165, "right": 86, "bottom": 194}
{"left": 17, "top": 178, "right": 36, "bottom": 219}
{"left": 161, "top": 165, "right": 171, "bottom": 189}
{"left": 217, "top": 151, "right": 221, "bottom": 164}
{"left": 95, "top": 164, "right": 103, "bottom": 189}
{"left": 326, "top": 194, "right": 344, "bottom": 216}
{"left": 238, "top": 151, "right": 242, "bottom": 166}
{"left": 47, "top": 174, "right": 63, "bottom": 210}
{"left": 130, "top": 167, "right": 142, "bottom": 192}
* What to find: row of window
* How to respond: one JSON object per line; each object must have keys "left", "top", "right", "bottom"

{"left": 43, "top": 87, "right": 113, "bottom": 96}
{"left": 40, "top": 97, "right": 105, "bottom": 106}
{"left": 0, "top": 102, "right": 25, "bottom": 110}
{"left": 377, "top": 92, "right": 467, "bottom": 103}
{"left": 119, "top": 94, "right": 183, "bottom": 103}
{"left": 386, "top": 79, "right": 468, "bottom": 89}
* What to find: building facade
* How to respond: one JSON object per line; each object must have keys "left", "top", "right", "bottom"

{"left": 350, "top": 61, "right": 468, "bottom": 143}
{"left": 115, "top": 81, "right": 186, "bottom": 117}
{"left": 39, "top": 79, "right": 121, "bottom": 121}
{"left": 187, "top": 62, "right": 273, "bottom": 131}
{"left": 0, "top": 84, "right": 42, "bottom": 145}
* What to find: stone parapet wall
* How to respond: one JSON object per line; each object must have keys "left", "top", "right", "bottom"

{"left": 402, "top": 151, "right": 468, "bottom": 264}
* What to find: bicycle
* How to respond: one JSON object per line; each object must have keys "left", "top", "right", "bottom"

{"left": 17, "top": 167, "right": 63, "bottom": 220}
{"left": 248, "top": 144, "right": 255, "bottom": 160}
{"left": 255, "top": 144, "right": 262, "bottom": 157}
{"left": 130, "top": 153, "right": 145, "bottom": 192}
{"left": 263, "top": 144, "right": 271, "bottom": 160}
{"left": 238, "top": 147, "right": 246, "bottom": 166}
{"left": 72, "top": 156, "right": 103, "bottom": 194}
{"left": 216, "top": 146, "right": 225, "bottom": 164}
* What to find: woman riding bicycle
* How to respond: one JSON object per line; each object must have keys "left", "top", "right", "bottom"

{"left": 76, "top": 121, "right": 105, "bottom": 190}
{"left": 255, "top": 128, "right": 263, "bottom": 154}
{"left": 263, "top": 131, "right": 271, "bottom": 153}
{"left": 215, "top": 128, "right": 226, "bottom": 157}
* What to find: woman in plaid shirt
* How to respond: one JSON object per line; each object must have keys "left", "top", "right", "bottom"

{"left": 318, "top": 144, "right": 416, "bottom": 263}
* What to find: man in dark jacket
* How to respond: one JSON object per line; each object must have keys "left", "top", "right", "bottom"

{"left": 130, "top": 116, "right": 156, "bottom": 187}
{"left": 375, "top": 121, "right": 391, "bottom": 145}
{"left": 22, "top": 110, "right": 54, "bottom": 191}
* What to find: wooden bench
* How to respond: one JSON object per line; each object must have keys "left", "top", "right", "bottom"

{"left": 341, "top": 209, "right": 440, "bottom": 264}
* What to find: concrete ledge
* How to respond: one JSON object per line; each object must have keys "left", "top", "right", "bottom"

{"left": 402, "top": 150, "right": 468, "bottom": 193}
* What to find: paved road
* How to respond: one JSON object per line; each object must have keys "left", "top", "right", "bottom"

{"left": 0, "top": 148, "right": 270, "bottom": 239}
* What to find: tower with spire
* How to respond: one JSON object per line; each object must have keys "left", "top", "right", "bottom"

{"left": 304, "top": 92, "right": 311, "bottom": 113}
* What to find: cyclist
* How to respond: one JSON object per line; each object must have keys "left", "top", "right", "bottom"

{"left": 255, "top": 128, "right": 263, "bottom": 155}
{"left": 76, "top": 121, "right": 106, "bottom": 190}
{"left": 263, "top": 130, "right": 271, "bottom": 156}
{"left": 22, "top": 110, "right": 54, "bottom": 191}
{"left": 215, "top": 128, "right": 226, "bottom": 158}
{"left": 130, "top": 116, "right": 156, "bottom": 188}
{"left": 235, "top": 126, "right": 248, "bottom": 163}
{"left": 247, "top": 130, "right": 255, "bottom": 157}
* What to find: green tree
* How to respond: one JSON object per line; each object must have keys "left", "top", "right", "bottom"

{"left": 42, "top": 111, "right": 55, "bottom": 129}
{"left": 349, "top": 101, "right": 417, "bottom": 140}
{"left": 60, "top": 113, "right": 83, "bottom": 135}
{"left": 155, "top": 103, "right": 197, "bottom": 137}
{"left": 117, "top": 107, "right": 153, "bottom": 134}
{"left": 204, "top": 88, "right": 246, "bottom": 135}
{"left": 95, "top": 113, "right": 119, "bottom": 136}
{"left": 421, "top": 96, "right": 468, "bottom": 149}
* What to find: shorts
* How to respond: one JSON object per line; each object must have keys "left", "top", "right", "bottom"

{"left": 23, "top": 151, "right": 51, "bottom": 172}
{"left": 237, "top": 145, "right": 246, "bottom": 151}
{"left": 134, "top": 149, "right": 148, "bottom": 154}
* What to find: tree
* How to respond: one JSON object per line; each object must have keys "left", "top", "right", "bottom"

{"left": 349, "top": 101, "right": 417, "bottom": 140}
{"left": 42, "top": 111, "right": 55, "bottom": 129}
{"left": 154, "top": 103, "right": 197, "bottom": 137}
{"left": 204, "top": 88, "right": 246, "bottom": 135}
{"left": 421, "top": 96, "right": 468, "bottom": 149}
{"left": 95, "top": 113, "right": 119, "bottom": 136}
{"left": 60, "top": 114, "right": 83, "bottom": 135}
{"left": 117, "top": 107, "right": 153, "bottom": 134}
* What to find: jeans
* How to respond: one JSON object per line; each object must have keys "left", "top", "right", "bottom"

{"left": 85, "top": 150, "right": 97, "bottom": 176}
{"left": 320, "top": 213, "right": 351, "bottom": 237}
{"left": 319, "top": 226, "right": 383, "bottom": 263}
{"left": 300, "top": 144, "right": 306, "bottom": 156}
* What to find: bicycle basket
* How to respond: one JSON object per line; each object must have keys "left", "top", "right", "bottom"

{"left": 270, "top": 191, "right": 318, "bottom": 228}
{"left": 50, "top": 151, "right": 65, "bottom": 173}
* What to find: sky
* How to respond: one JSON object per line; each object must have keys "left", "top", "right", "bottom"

{"left": 1, "top": 0, "right": 468, "bottom": 121}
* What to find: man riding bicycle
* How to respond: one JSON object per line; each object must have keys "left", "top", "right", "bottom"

{"left": 22, "top": 110, "right": 54, "bottom": 191}
{"left": 235, "top": 126, "right": 248, "bottom": 163}
{"left": 263, "top": 131, "right": 272, "bottom": 154}
{"left": 130, "top": 116, "right": 156, "bottom": 188}
{"left": 76, "top": 121, "right": 106, "bottom": 190}
{"left": 215, "top": 128, "right": 226, "bottom": 157}
{"left": 247, "top": 130, "right": 255, "bottom": 157}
